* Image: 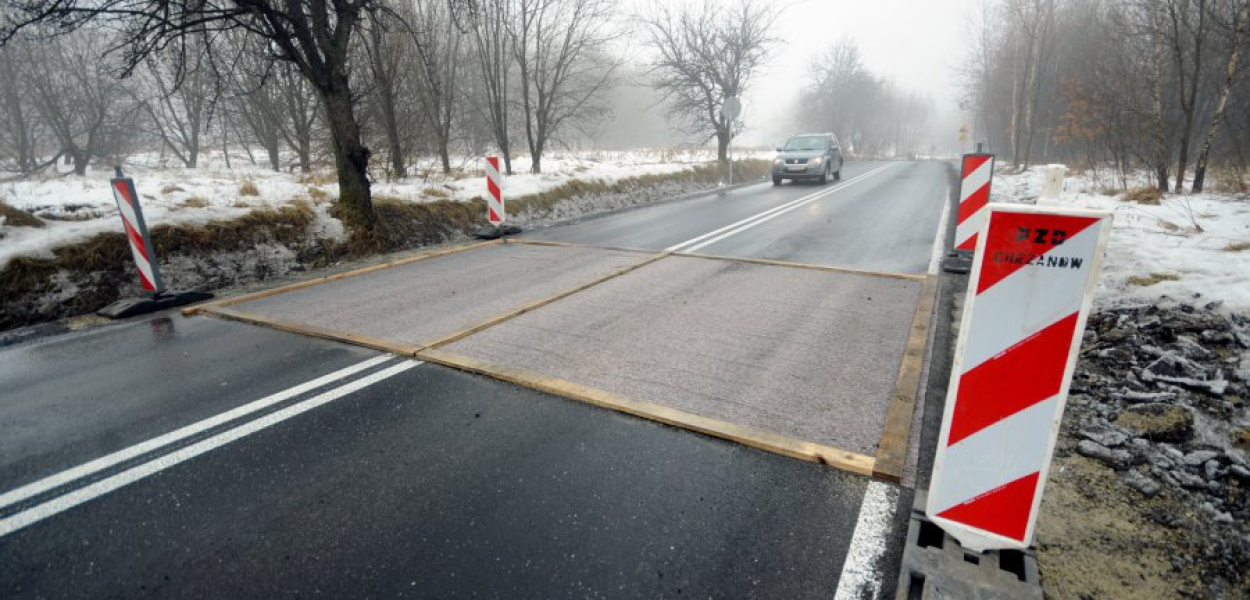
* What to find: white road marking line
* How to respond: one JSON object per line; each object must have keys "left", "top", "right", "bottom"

{"left": 683, "top": 164, "right": 896, "bottom": 253}
{"left": 833, "top": 481, "right": 899, "bottom": 600}
{"left": 0, "top": 354, "right": 395, "bottom": 513}
{"left": 0, "top": 359, "right": 421, "bottom": 538}
{"left": 928, "top": 184, "right": 952, "bottom": 275}
{"left": 664, "top": 164, "right": 896, "bottom": 253}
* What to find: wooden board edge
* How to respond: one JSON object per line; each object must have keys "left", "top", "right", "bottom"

{"left": 674, "top": 251, "right": 927, "bottom": 282}
{"left": 419, "top": 252, "right": 671, "bottom": 350}
{"left": 417, "top": 348, "right": 878, "bottom": 478}
{"left": 502, "top": 238, "right": 660, "bottom": 256}
{"left": 872, "top": 273, "right": 940, "bottom": 482}
{"left": 181, "top": 240, "right": 500, "bottom": 316}
{"left": 202, "top": 306, "right": 422, "bottom": 356}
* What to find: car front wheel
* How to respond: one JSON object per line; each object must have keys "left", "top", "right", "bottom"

{"left": 772, "top": 176, "right": 782, "bottom": 186}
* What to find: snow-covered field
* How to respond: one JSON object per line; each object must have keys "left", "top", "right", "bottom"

{"left": 0, "top": 147, "right": 769, "bottom": 268}
{"left": 992, "top": 167, "right": 1250, "bottom": 310}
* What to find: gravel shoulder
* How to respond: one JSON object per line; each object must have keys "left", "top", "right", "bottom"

{"left": 1036, "top": 303, "right": 1249, "bottom": 600}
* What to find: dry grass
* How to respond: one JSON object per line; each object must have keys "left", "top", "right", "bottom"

{"left": 0, "top": 201, "right": 45, "bottom": 228}
{"left": 160, "top": 184, "right": 185, "bottom": 195}
{"left": 421, "top": 187, "right": 451, "bottom": 199}
{"left": 238, "top": 180, "right": 260, "bottom": 197}
{"left": 181, "top": 197, "right": 210, "bottom": 209}
{"left": 1224, "top": 241, "right": 1250, "bottom": 252}
{"left": 307, "top": 186, "right": 328, "bottom": 200}
{"left": 0, "top": 202, "right": 317, "bottom": 331}
{"left": 1126, "top": 272, "right": 1180, "bottom": 287}
{"left": 1123, "top": 186, "right": 1164, "bottom": 205}
{"left": 1210, "top": 168, "right": 1248, "bottom": 194}
{"left": 296, "top": 172, "right": 337, "bottom": 185}
{"left": 337, "top": 196, "right": 479, "bottom": 256}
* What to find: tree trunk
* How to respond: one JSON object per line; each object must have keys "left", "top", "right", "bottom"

{"left": 1172, "top": 0, "right": 1207, "bottom": 192}
{"left": 1193, "top": 1, "right": 1248, "bottom": 193}
{"left": 386, "top": 120, "right": 405, "bottom": 179}
{"left": 70, "top": 148, "right": 88, "bottom": 175}
{"left": 297, "top": 140, "right": 311, "bottom": 173}
{"left": 322, "top": 82, "right": 374, "bottom": 232}
{"left": 439, "top": 138, "right": 451, "bottom": 174}
{"left": 1151, "top": 6, "right": 1171, "bottom": 192}
{"left": 266, "top": 138, "right": 281, "bottom": 172}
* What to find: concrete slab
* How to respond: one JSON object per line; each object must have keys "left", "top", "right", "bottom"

{"left": 228, "top": 243, "right": 652, "bottom": 349}
{"left": 443, "top": 255, "right": 922, "bottom": 455}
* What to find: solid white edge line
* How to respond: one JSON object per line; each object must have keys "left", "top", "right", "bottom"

{"left": 0, "top": 360, "right": 421, "bottom": 538}
{"left": 928, "top": 184, "right": 952, "bottom": 275}
{"left": 686, "top": 164, "right": 896, "bottom": 252}
{"left": 833, "top": 481, "right": 899, "bottom": 600}
{"left": 663, "top": 164, "right": 892, "bottom": 252}
{"left": 0, "top": 354, "right": 396, "bottom": 512}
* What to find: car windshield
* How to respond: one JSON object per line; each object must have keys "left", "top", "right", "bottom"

{"left": 783, "top": 137, "right": 827, "bottom": 152}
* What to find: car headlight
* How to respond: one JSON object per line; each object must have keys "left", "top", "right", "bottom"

{"left": 774, "top": 158, "right": 783, "bottom": 165}
{"left": 810, "top": 156, "right": 824, "bottom": 165}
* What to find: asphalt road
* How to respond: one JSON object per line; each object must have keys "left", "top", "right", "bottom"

{"left": 525, "top": 160, "right": 949, "bottom": 274}
{"left": 0, "top": 159, "right": 953, "bottom": 599}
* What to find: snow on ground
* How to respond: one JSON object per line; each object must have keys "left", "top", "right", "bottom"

{"left": 0, "top": 147, "right": 769, "bottom": 268}
{"left": 992, "top": 167, "right": 1250, "bottom": 310}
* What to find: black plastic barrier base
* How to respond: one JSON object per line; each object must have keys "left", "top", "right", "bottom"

{"left": 473, "top": 224, "right": 523, "bottom": 240}
{"left": 941, "top": 250, "right": 973, "bottom": 274}
{"left": 894, "top": 491, "right": 1042, "bottom": 600}
{"left": 98, "top": 290, "right": 215, "bottom": 319}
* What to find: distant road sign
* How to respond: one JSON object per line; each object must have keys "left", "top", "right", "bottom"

{"left": 721, "top": 96, "right": 741, "bottom": 121}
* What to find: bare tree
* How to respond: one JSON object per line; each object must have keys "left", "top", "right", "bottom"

{"left": 361, "top": 11, "right": 408, "bottom": 179}
{"left": 1, "top": 0, "right": 474, "bottom": 230}
{"left": 638, "top": 0, "right": 779, "bottom": 165}
{"left": 411, "top": 0, "right": 463, "bottom": 174}
{"left": 139, "top": 34, "right": 221, "bottom": 168}
{"left": 0, "top": 40, "right": 41, "bottom": 173}
{"left": 1165, "top": 0, "right": 1212, "bottom": 191}
{"left": 229, "top": 64, "right": 285, "bottom": 172}
{"left": 510, "top": 0, "right": 618, "bottom": 174}
{"left": 22, "top": 30, "right": 138, "bottom": 175}
{"left": 469, "top": 0, "right": 515, "bottom": 175}
{"left": 1193, "top": 0, "right": 1249, "bottom": 191}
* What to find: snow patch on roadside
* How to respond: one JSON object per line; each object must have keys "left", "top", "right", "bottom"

{"left": 992, "top": 168, "right": 1250, "bottom": 310}
{"left": 0, "top": 149, "right": 769, "bottom": 269}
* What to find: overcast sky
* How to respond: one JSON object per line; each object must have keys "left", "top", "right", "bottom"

{"left": 690, "top": 0, "right": 979, "bottom": 148}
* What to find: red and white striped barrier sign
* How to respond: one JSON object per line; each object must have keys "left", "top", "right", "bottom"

{"left": 110, "top": 169, "right": 164, "bottom": 294}
{"left": 485, "top": 156, "right": 505, "bottom": 226}
{"left": 954, "top": 153, "right": 995, "bottom": 252}
{"left": 927, "top": 203, "right": 1111, "bottom": 552}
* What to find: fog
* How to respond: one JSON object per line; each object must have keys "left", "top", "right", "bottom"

{"left": 594, "top": 0, "right": 979, "bottom": 153}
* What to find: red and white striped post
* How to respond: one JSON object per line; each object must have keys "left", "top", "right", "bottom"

{"left": 98, "top": 167, "right": 212, "bottom": 319}
{"left": 485, "top": 155, "right": 505, "bottom": 226}
{"left": 110, "top": 167, "right": 165, "bottom": 295}
{"left": 954, "top": 153, "right": 995, "bottom": 253}
{"left": 927, "top": 203, "right": 1111, "bottom": 552}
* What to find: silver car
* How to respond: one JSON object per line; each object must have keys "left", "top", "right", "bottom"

{"left": 772, "top": 133, "right": 844, "bottom": 185}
